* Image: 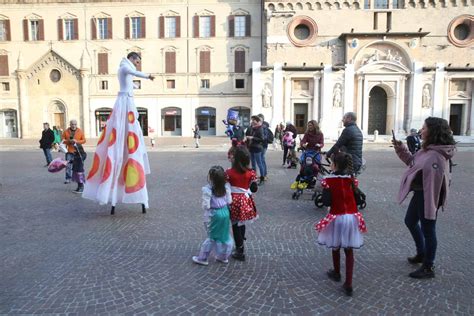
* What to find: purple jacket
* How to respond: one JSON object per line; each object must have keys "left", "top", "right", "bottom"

{"left": 395, "top": 144, "right": 455, "bottom": 220}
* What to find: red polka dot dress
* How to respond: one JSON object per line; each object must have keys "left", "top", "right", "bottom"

{"left": 226, "top": 168, "right": 258, "bottom": 224}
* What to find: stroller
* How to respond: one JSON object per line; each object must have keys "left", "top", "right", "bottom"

{"left": 291, "top": 149, "right": 330, "bottom": 200}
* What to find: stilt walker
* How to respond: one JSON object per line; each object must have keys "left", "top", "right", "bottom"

{"left": 82, "top": 52, "right": 155, "bottom": 214}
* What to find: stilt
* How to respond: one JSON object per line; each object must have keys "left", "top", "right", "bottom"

{"left": 110, "top": 206, "right": 115, "bottom": 215}
{"left": 142, "top": 204, "right": 146, "bottom": 214}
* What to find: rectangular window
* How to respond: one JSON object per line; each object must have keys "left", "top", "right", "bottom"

{"left": 99, "top": 80, "right": 108, "bottom": 90}
{"left": 131, "top": 17, "right": 141, "bottom": 39}
{"left": 30, "top": 20, "right": 39, "bottom": 41}
{"left": 64, "top": 19, "right": 74, "bottom": 40}
{"left": 293, "top": 80, "right": 309, "bottom": 91}
{"left": 235, "top": 16, "right": 246, "bottom": 37}
{"left": 201, "top": 79, "right": 210, "bottom": 89}
{"left": 98, "top": 18, "right": 108, "bottom": 39}
{"left": 235, "top": 79, "right": 245, "bottom": 89}
{"left": 375, "top": 0, "right": 388, "bottom": 9}
{"left": 392, "top": 0, "right": 399, "bottom": 8}
{"left": 2, "top": 82, "right": 10, "bottom": 91}
{"left": 199, "top": 16, "right": 211, "bottom": 38}
{"left": 200, "top": 51, "right": 210, "bottom": 73}
{"left": 364, "top": 0, "right": 370, "bottom": 8}
{"left": 165, "top": 17, "right": 176, "bottom": 38}
{"left": 133, "top": 80, "right": 141, "bottom": 89}
{"left": 166, "top": 79, "right": 175, "bottom": 89}
{"left": 0, "top": 21, "right": 7, "bottom": 41}
{"left": 373, "top": 13, "right": 378, "bottom": 30}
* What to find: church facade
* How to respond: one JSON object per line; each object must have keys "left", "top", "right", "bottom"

{"left": 0, "top": 0, "right": 472, "bottom": 139}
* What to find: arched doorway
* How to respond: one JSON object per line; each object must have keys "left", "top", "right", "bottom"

{"left": 230, "top": 106, "right": 251, "bottom": 129}
{"left": 195, "top": 107, "right": 216, "bottom": 136}
{"left": 0, "top": 109, "right": 18, "bottom": 138}
{"left": 95, "top": 107, "right": 112, "bottom": 136}
{"left": 161, "top": 107, "right": 182, "bottom": 136}
{"left": 368, "top": 86, "right": 388, "bottom": 134}
{"left": 49, "top": 101, "right": 66, "bottom": 131}
{"left": 137, "top": 107, "right": 148, "bottom": 136}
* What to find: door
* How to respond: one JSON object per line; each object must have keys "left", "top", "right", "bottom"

{"left": 54, "top": 113, "right": 65, "bottom": 130}
{"left": 294, "top": 103, "right": 308, "bottom": 134}
{"left": 368, "top": 86, "right": 388, "bottom": 134}
{"left": 137, "top": 108, "right": 148, "bottom": 136}
{"left": 161, "top": 108, "right": 182, "bottom": 136}
{"left": 449, "top": 104, "right": 462, "bottom": 135}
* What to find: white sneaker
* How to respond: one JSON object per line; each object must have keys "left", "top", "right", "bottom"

{"left": 192, "top": 256, "right": 208, "bottom": 266}
{"left": 216, "top": 258, "right": 229, "bottom": 264}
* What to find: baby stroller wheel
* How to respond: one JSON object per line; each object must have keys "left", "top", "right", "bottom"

{"left": 314, "top": 193, "right": 324, "bottom": 208}
{"left": 360, "top": 201, "right": 367, "bottom": 210}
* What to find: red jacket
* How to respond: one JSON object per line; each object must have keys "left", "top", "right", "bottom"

{"left": 321, "top": 174, "right": 358, "bottom": 215}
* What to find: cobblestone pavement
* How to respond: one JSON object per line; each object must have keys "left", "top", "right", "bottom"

{"left": 1, "top": 149, "right": 473, "bottom": 315}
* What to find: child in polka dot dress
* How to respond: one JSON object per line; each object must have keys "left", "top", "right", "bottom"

{"left": 315, "top": 152, "right": 367, "bottom": 296}
{"left": 226, "top": 146, "right": 259, "bottom": 261}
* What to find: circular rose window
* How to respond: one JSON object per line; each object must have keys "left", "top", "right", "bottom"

{"left": 447, "top": 15, "right": 473, "bottom": 48}
{"left": 287, "top": 16, "right": 318, "bottom": 47}
{"left": 50, "top": 69, "right": 62, "bottom": 83}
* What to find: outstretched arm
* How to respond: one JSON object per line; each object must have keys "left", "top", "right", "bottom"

{"left": 124, "top": 65, "right": 155, "bottom": 80}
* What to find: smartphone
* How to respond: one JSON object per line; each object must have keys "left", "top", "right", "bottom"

{"left": 391, "top": 129, "right": 397, "bottom": 141}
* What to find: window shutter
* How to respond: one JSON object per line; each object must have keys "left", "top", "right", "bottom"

{"left": 57, "top": 19, "right": 63, "bottom": 40}
{"left": 235, "top": 50, "right": 245, "bottom": 73}
{"left": 91, "top": 18, "right": 96, "bottom": 40}
{"left": 98, "top": 53, "right": 108, "bottom": 74}
{"left": 107, "top": 18, "right": 112, "bottom": 39}
{"left": 210, "top": 15, "right": 215, "bottom": 37}
{"left": 200, "top": 51, "right": 210, "bottom": 73}
{"left": 0, "top": 55, "right": 8, "bottom": 76}
{"left": 124, "top": 17, "right": 130, "bottom": 39}
{"left": 73, "top": 18, "right": 79, "bottom": 40}
{"left": 140, "top": 16, "right": 146, "bottom": 38}
{"left": 23, "top": 19, "right": 29, "bottom": 41}
{"left": 5, "top": 20, "right": 11, "bottom": 41}
{"left": 193, "top": 15, "right": 199, "bottom": 38}
{"left": 165, "top": 51, "right": 176, "bottom": 74}
{"left": 38, "top": 19, "right": 44, "bottom": 40}
{"left": 228, "top": 15, "right": 234, "bottom": 37}
{"left": 175, "top": 16, "right": 181, "bottom": 38}
{"left": 159, "top": 16, "right": 164, "bottom": 38}
{"left": 245, "top": 15, "right": 251, "bottom": 37}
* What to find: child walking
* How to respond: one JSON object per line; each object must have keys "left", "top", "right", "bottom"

{"left": 192, "top": 166, "right": 234, "bottom": 265}
{"left": 315, "top": 152, "right": 367, "bottom": 296}
{"left": 226, "top": 146, "right": 259, "bottom": 261}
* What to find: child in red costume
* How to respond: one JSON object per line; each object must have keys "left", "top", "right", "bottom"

{"left": 315, "top": 152, "right": 367, "bottom": 296}
{"left": 226, "top": 146, "right": 259, "bottom": 261}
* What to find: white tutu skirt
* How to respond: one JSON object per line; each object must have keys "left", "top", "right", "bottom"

{"left": 317, "top": 214, "right": 364, "bottom": 249}
{"left": 82, "top": 93, "right": 150, "bottom": 207}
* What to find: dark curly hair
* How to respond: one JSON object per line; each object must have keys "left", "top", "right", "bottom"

{"left": 232, "top": 146, "right": 251, "bottom": 174}
{"left": 332, "top": 152, "right": 354, "bottom": 175}
{"left": 422, "top": 117, "right": 456, "bottom": 150}
{"left": 208, "top": 165, "right": 226, "bottom": 197}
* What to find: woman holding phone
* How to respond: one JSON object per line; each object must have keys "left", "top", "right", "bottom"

{"left": 392, "top": 117, "right": 456, "bottom": 279}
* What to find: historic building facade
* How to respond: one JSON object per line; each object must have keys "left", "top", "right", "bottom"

{"left": 0, "top": 0, "right": 472, "bottom": 139}
{"left": 254, "top": 1, "right": 473, "bottom": 138}
{"left": 0, "top": 0, "right": 261, "bottom": 138}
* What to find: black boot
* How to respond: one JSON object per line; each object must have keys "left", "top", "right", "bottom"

{"left": 73, "top": 183, "right": 84, "bottom": 194}
{"left": 258, "top": 176, "right": 265, "bottom": 186}
{"left": 407, "top": 254, "right": 424, "bottom": 264}
{"left": 232, "top": 246, "right": 245, "bottom": 261}
{"left": 409, "top": 265, "right": 435, "bottom": 279}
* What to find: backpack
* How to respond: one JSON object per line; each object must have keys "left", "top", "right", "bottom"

{"left": 263, "top": 126, "right": 274, "bottom": 144}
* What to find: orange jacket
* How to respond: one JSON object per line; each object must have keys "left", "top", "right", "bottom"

{"left": 62, "top": 127, "right": 86, "bottom": 153}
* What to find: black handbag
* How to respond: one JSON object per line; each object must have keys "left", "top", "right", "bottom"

{"left": 351, "top": 178, "right": 366, "bottom": 209}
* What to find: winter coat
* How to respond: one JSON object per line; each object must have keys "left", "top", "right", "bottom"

{"left": 301, "top": 131, "right": 324, "bottom": 151}
{"left": 395, "top": 144, "right": 455, "bottom": 220}
{"left": 53, "top": 129, "right": 61, "bottom": 144}
{"left": 39, "top": 129, "right": 55, "bottom": 149}
{"left": 284, "top": 124, "right": 297, "bottom": 138}
{"left": 326, "top": 122, "right": 363, "bottom": 171}
{"left": 245, "top": 125, "right": 264, "bottom": 153}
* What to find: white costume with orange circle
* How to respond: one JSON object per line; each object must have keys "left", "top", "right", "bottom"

{"left": 82, "top": 58, "right": 151, "bottom": 207}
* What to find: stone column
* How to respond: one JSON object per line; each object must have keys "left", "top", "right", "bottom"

{"left": 398, "top": 76, "right": 406, "bottom": 133}
{"left": 468, "top": 80, "right": 474, "bottom": 136}
{"left": 284, "top": 76, "right": 291, "bottom": 124}
{"left": 356, "top": 75, "right": 363, "bottom": 126}
{"left": 320, "top": 65, "right": 333, "bottom": 138}
{"left": 16, "top": 70, "right": 28, "bottom": 138}
{"left": 433, "top": 63, "right": 445, "bottom": 118}
{"left": 312, "top": 74, "right": 320, "bottom": 121}
{"left": 344, "top": 63, "right": 355, "bottom": 113}
{"left": 252, "top": 61, "right": 262, "bottom": 115}
{"left": 362, "top": 77, "right": 370, "bottom": 135}
{"left": 272, "top": 62, "right": 284, "bottom": 128}
{"left": 408, "top": 62, "right": 423, "bottom": 131}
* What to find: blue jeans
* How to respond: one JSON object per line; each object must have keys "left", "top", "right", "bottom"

{"left": 65, "top": 152, "right": 74, "bottom": 180}
{"left": 250, "top": 151, "right": 266, "bottom": 177}
{"left": 42, "top": 148, "right": 52, "bottom": 164}
{"left": 262, "top": 147, "right": 268, "bottom": 176}
{"left": 404, "top": 191, "right": 437, "bottom": 266}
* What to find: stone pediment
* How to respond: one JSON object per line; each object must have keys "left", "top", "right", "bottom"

{"left": 358, "top": 61, "right": 411, "bottom": 75}
{"left": 126, "top": 11, "right": 145, "bottom": 18}
{"left": 196, "top": 9, "right": 214, "bottom": 16}
{"left": 354, "top": 41, "right": 411, "bottom": 71}
{"left": 231, "top": 8, "right": 250, "bottom": 16}
{"left": 25, "top": 50, "right": 79, "bottom": 80}
{"left": 24, "top": 13, "right": 42, "bottom": 20}
{"left": 161, "top": 10, "right": 179, "bottom": 17}
{"left": 59, "top": 12, "right": 77, "bottom": 19}
{"left": 449, "top": 91, "right": 471, "bottom": 99}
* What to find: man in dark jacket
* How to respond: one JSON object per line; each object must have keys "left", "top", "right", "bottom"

{"left": 406, "top": 128, "right": 421, "bottom": 154}
{"left": 39, "top": 122, "right": 55, "bottom": 166}
{"left": 326, "top": 112, "right": 364, "bottom": 174}
{"left": 245, "top": 115, "right": 266, "bottom": 184}
{"left": 258, "top": 114, "right": 270, "bottom": 181}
